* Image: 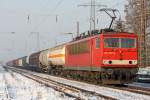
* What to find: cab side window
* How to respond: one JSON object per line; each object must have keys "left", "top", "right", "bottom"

{"left": 96, "top": 38, "right": 100, "bottom": 48}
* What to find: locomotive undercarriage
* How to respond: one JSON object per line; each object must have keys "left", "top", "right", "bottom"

{"left": 62, "top": 70, "right": 102, "bottom": 84}
{"left": 101, "top": 68, "right": 138, "bottom": 84}
{"left": 47, "top": 66, "right": 138, "bottom": 84}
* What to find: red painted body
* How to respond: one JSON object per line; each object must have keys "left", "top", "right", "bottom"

{"left": 65, "top": 32, "right": 138, "bottom": 69}
{"left": 101, "top": 33, "right": 138, "bottom": 68}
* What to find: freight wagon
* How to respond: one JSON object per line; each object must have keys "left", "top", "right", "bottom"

{"left": 28, "top": 51, "right": 42, "bottom": 71}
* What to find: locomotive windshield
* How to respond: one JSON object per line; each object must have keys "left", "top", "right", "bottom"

{"left": 104, "top": 38, "right": 136, "bottom": 48}
{"left": 104, "top": 38, "right": 119, "bottom": 48}
{"left": 121, "top": 38, "right": 136, "bottom": 48}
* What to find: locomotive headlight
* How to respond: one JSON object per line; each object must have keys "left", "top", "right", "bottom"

{"left": 108, "top": 60, "right": 112, "bottom": 64}
{"left": 103, "top": 60, "right": 107, "bottom": 64}
{"left": 133, "top": 60, "right": 137, "bottom": 64}
{"left": 129, "top": 60, "right": 137, "bottom": 64}
{"left": 103, "top": 60, "right": 112, "bottom": 64}
{"left": 129, "top": 61, "right": 132, "bottom": 64}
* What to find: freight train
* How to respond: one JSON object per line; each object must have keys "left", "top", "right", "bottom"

{"left": 6, "top": 29, "right": 138, "bottom": 84}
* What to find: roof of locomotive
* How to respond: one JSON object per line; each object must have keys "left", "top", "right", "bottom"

{"left": 102, "top": 32, "right": 137, "bottom": 36}
{"left": 67, "top": 29, "right": 137, "bottom": 45}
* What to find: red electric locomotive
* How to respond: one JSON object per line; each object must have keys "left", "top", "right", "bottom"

{"left": 65, "top": 29, "right": 138, "bottom": 84}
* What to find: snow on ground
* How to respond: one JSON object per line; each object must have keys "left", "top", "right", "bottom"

{"left": 138, "top": 67, "right": 150, "bottom": 75}
{"left": 4, "top": 66, "right": 150, "bottom": 100}
{"left": 0, "top": 66, "right": 74, "bottom": 100}
{"left": 31, "top": 71, "right": 150, "bottom": 100}
{"left": 137, "top": 67, "right": 150, "bottom": 81}
{"left": 128, "top": 82, "right": 150, "bottom": 89}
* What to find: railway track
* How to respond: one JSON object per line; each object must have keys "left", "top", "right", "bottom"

{"left": 106, "top": 85, "right": 150, "bottom": 96}
{"left": 126, "top": 85, "right": 150, "bottom": 96}
{"left": 5, "top": 66, "right": 150, "bottom": 100}
{"left": 60, "top": 72, "right": 150, "bottom": 96}
{"left": 65, "top": 75, "right": 150, "bottom": 96}
{"left": 64, "top": 72, "right": 150, "bottom": 96}
{"left": 61, "top": 76, "right": 150, "bottom": 96}
{"left": 6, "top": 67, "right": 116, "bottom": 100}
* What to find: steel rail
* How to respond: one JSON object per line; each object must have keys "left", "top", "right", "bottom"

{"left": 104, "top": 85, "right": 150, "bottom": 96}
{"left": 7, "top": 67, "right": 116, "bottom": 100}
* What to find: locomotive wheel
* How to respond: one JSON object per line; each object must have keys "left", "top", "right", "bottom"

{"left": 49, "top": 68, "right": 60, "bottom": 76}
{"left": 46, "top": 66, "right": 50, "bottom": 74}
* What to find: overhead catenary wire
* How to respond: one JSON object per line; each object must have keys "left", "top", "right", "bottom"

{"left": 31, "top": 0, "right": 124, "bottom": 33}
{"left": 31, "top": 0, "right": 65, "bottom": 32}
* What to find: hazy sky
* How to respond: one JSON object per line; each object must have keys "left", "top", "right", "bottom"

{"left": 0, "top": 0, "right": 126, "bottom": 62}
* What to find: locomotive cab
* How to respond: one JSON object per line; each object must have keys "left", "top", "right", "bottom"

{"left": 100, "top": 32, "right": 138, "bottom": 84}
{"left": 102, "top": 33, "right": 137, "bottom": 66}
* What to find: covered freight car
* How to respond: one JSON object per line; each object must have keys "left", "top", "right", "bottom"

{"left": 39, "top": 49, "right": 50, "bottom": 72}
{"left": 28, "top": 49, "right": 51, "bottom": 72}
{"left": 29, "top": 51, "right": 41, "bottom": 71}
{"left": 10, "top": 56, "right": 27, "bottom": 68}
{"left": 20, "top": 56, "right": 28, "bottom": 67}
